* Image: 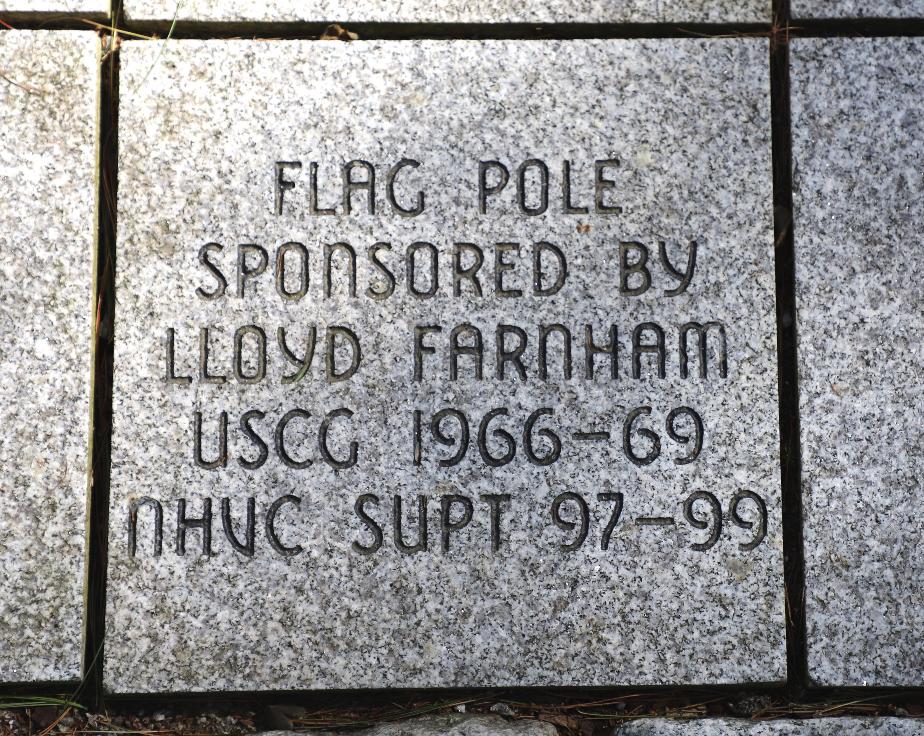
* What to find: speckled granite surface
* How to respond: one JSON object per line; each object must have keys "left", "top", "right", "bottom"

{"left": 296, "top": 714, "right": 557, "bottom": 736}
{"left": 107, "top": 38, "right": 782, "bottom": 693}
{"left": 122, "top": 0, "right": 770, "bottom": 23}
{"left": 618, "top": 718, "right": 924, "bottom": 734}
{"left": 0, "top": 0, "right": 108, "bottom": 13}
{"left": 0, "top": 31, "right": 97, "bottom": 682}
{"left": 793, "top": 38, "right": 924, "bottom": 686}
{"left": 792, "top": 0, "right": 924, "bottom": 17}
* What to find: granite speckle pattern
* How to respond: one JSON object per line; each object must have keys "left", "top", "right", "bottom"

{"left": 123, "top": 0, "right": 770, "bottom": 23}
{"left": 0, "top": 31, "right": 97, "bottom": 682}
{"left": 107, "top": 38, "right": 782, "bottom": 693}
{"left": 0, "top": 0, "right": 108, "bottom": 13}
{"left": 293, "top": 714, "right": 557, "bottom": 736}
{"left": 792, "top": 1, "right": 924, "bottom": 17}
{"left": 617, "top": 718, "right": 924, "bottom": 734}
{"left": 792, "top": 38, "right": 924, "bottom": 686}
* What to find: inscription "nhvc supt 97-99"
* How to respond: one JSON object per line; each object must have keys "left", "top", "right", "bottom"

{"left": 126, "top": 488, "right": 768, "bottom": 559}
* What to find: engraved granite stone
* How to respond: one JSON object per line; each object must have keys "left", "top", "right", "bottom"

{"left": 0, "top": 30, "right": 97, "bottom": 682}
{"left": 122, "top": 0, "right": 769, "bottom": 24}
{"left": 107, "top": 37, "right": 782, "bottom": 693}
{"left": 0, "top": 0, "right": 108, "bottom": 15}
{"left": 618, "top": 718, "right": 924, "bottom": 735}
{"left": 792, "top": 1, "right": 924, "bottom": 17}
{"left": 792, "top": 37, "right": 924, "bottom": 686}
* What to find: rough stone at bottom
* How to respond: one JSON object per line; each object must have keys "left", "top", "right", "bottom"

{"left": 617, "top": 718, "right": 924, "bottom": 734}
{"left": 265, "top": 714, "right": 556, "bottom": 736}
{"left": 791, "top": 0, "right": 924, "bottom": 17}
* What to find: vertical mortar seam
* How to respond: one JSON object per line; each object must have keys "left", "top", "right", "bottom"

{"left": 81, "top": 28, "right": 119, "bottom": 710}
{"left": 770, "top": 0, "right": 810, "bottom": 696}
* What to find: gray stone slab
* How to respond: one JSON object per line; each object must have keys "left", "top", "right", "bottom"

{"left": 290, "top": 714, "right": 557, "bottom": 736}
{"left": 0, "top": 31, "right": 97, "bottom": 682}
{"left": 792, "top": 1, "right": 924, "bottom": 17}
{"left": 122, "top": 0, "right": 770, "bottom": 24}
{"left": 0, "top": 0, "right": 108, "bottom": 15}
{"left": 792, "top": 37, "right": 924, "bottom": 686}
{"left": 617, "top": 718, "right": 924, "bottom": 734}
{"left": 106, "top": 37, "right": 782, "bottom": 693}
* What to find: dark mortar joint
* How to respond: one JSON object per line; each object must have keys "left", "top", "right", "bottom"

{"left": 79, "top": 39, "right": 119, "bottom": 712}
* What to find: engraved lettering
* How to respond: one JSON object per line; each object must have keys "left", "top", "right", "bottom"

{"left": 440, "top": 495, "right": 474, "bottom": 551}
{"left": 275, "top": 408, "right": 312, "bottom": 470}
{"left": 539, "top": 324, "right": 572, "bottom": 380}
{"left": 533, "top": 241, "right": 567, "bottom": 296}
{"left": 319, "top": 407, "right": 358, "bottom": 470}
{"left": 632, "top": 322, "right": 666, "bottom": 379}
{"left": 278, "top": 326, "right": 317, "bottom": 384}
{"left": 386, "top": 158, "right": 425, "bottom": 216}
{"left": 176, "top": 498, "right": 212, "bottom": 556}
{"left": 197, "top": 243, "right": 227, "bottom": 299}
{"left": 342, "top": 159, "right": 375, "bottom": 215}
{"left": 584, "top": 325, "right": 618, "bottom": 380}
{"left": 393, "top": 495, "right": 428, "bottom": 554}
{"left": 233, "top": 325, "right": 267, "bottom": 384}
{"left": 366, "top": 243, "right": 396, "bottom": 300}
{"left": 194, "top": 410, "right": 228, "bottom": 470}
{"left": 325, "top": 326, "right": 361, "bottom": 382}
{"left": 353, "top": 494, "right": 383, "bottom": 555}
{"left": 238, "top": 409, "right": 268, "bottom": 470}
{"left": 496, "top": 324, "right": 527, "bottom": 380}
{"left": 619, "top": 241, "right": 651, "bottom": 296}
{"left": 478, "top": 160, "right": 510, "bottom": 213}
{"left": 594, "top": 158, "right": 621, "bottom": 214}
{"left": 449, "top": 323, "right": 483, "bottom": 380}
{"left": 221, "top": 497, "right": 255, "bottom": 557}
{"left": 324, "top": 242, "right": 357, "bottom": 298}
{"left": 660, "top": 240, "right": 697, "bottom": 296}
{"left": 452, "top": 243, "right": 484, "bottom": 297}
{"left": 275, "top": 241, "right": 309, "bottom": 301}
{"left": 165, "top": 328, "right": 192, "bottom": 385}
{"left": 274, "top": 161, "right": 301, "bottom": 216}
{"left": 237, "top": 244, "right": 269, "bottom": 297}
{"left": 406, "top": 241, "right": 439, "bottom": 298}
{"left": 494, "top": 242, "right": 523, "bottom": 298}
{"left": 265, "top": 494, "right": 303, "bottom": 556}
{"left": 413, "top": 325, "right": 441, "bottom": 381}
{"left": 562, "top": 160, "right": 589, "bottom": 214}
{"left": 128, "top": 497, "right": 163, "bottom": 557}
{"left": 679, "top": 321, "right": 727, "bottom": 379}
{"left": 517, "top": 158, "right": 549, "bottom": 216}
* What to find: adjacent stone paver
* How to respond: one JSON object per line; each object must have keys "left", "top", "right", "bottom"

{"left": 792, "top": 1, "right": 924, "bottom": 18}
{"left": 618, "top": 718, "right": 924, "bottom": 734}
{"left": 294, "top": 714, "right": 557, "bottom": 736}
{"left": 0, "top": 30, "right": 98, "bottom": 682}
{"left": 106, "top": 37, "right": 782, "bottom": 693}
{"left": 0, "top": 0, "right": 108, "bottom": 15}
{"left": 122, "top": 0, "right": 769, "bottom": 24}
{"left": 792, "top": 37, "right": 924, "bottom": 686}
